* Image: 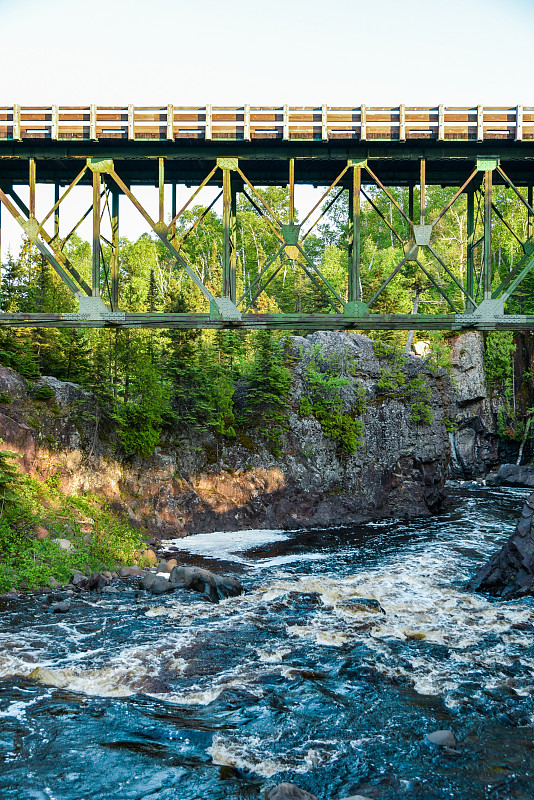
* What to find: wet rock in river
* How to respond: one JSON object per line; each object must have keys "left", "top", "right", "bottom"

{"left": 50, "top": 601, "right": 71, "bottom": 613}
{"left": 468, "top": 490, "right": 534, "bottom": 598}
{"left": 338, "top": 796, "right": 375, "bottom": 800}
{"left": 267, "top": 784, "right": 319, "bottom": 800}
{"left": 169, "top": 565, "right": 243, "bottom": 603}
{"left": 486, "top": 463, "right": 534, "bottom": 488}
{"left": 141, "top": 572, "right": 174, "bottom": 595}
{"left": 86, "top": 573, "right": 110, "bottom": 592}
{"left": 426, "top": 729, "right": 457, "bottom": 748}
{"left": 336, "top": 598, "right": 385, "bottom": 614}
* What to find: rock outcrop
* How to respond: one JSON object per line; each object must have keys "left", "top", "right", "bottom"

{"left": 448, "top": 332, "right": 500, "bottom": 479}
{"left": 0, "top": 331, "right": 455, "bottom": 535}
{"left": 487, "top": 463, "right": 534, "bottom": 488}
{"left": 468, "top": 490, "right": 534, "bottom": 598}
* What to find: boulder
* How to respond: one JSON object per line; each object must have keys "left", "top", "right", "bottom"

{"left": 138, "top": 548, "right": 158, "bottom": 565}
{"left": 169, "top": 565, "right": 243, "bottom": 603}
{"left": 336, "top": 598, "right": 385, "bottom": 614}
{"left": 267, "top": 785, "right": 318, "bottom": 800}
{"left": 86, "top": 573, "right": 110, "bottom": 592}
{"left": 50, "top": 601, "right": 71, "bottom": 613}
{"left": 53, "top": 538, "right": 73, "bottom": 552}
{"left": 119, "top": 566, "right": 144, "bottom": 577}
{"left": 426, "top": 729, "right": 457, "bottom": 748}
{"left": 468, "top": 491, "right": 534, "bottom": 598}
{"left": 487, "top": 463, "right": 534, "bottom": 488}
{"left": 338, "top": 796, "right": 374, "bottom": 800}
{"left": 34, "top": 525, "right": 49, "bottom": 541}
{"left": 141, "top": 572, "right": 174, "bottom": 595}
{"left": 157, "top": 560, "right": 171, "bottom": 573}
{"left": 70, "top": 571, "right": 87, "bottom": 588}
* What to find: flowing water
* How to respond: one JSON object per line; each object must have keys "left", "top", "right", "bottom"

{"left": 1, "top": 485, "right": 534, "bottom": 800}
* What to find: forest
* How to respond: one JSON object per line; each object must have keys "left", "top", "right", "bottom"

{"left": 0, "top": 183, "right": 528, "bottom": 458}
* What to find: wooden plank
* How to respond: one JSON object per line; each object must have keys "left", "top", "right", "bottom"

{"left": 205, "top": 104, "right": 212, "bottom": 140}
{"left": 128, "top": 105, "right": 134, "bottom": 140}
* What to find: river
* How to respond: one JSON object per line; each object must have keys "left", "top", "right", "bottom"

{"left": 1, "top": 485, "right": 534, "bottom": 800}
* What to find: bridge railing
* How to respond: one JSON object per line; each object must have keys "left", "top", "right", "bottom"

{"left": 1, "top": 105, "right": 533, "bottom": 142}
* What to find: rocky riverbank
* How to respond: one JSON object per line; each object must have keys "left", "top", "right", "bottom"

{"left": 0, "top": 329, "right": 514, "bottom": 548}
{"left": 0, "top": 331, "right": 460, "bottom": 540}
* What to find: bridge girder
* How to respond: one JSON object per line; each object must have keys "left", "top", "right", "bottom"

{"left": 1, "top": 135, "right": 534, "bottom": 331}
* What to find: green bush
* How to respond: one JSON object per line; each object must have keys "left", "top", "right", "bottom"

{"left": 33, "top": 385, "right": 55, "bottom": 402}
{"left": 301, "top": 343, "right": 366, "bottom": 454}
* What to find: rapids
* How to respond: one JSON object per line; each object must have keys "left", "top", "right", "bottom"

{"left": 1, "top": 485, "right": 534, "bottom": 799}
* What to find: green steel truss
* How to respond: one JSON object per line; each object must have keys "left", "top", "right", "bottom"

{"left": 2, "top": 139, "right": 534, "bottom": 331}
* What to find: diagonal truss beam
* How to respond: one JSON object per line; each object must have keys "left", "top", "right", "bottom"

{"left": 107, "top": 167, "right": 214, "bottom": 301}
{"left": 0, "top": 185, "right": 89, "bottom": 296}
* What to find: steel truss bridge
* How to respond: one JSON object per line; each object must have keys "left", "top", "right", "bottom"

{"left": 2, "top": 104, "right": 534, "bottom": 331}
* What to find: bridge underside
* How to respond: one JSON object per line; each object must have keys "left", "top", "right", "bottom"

{"left": 2, "top": 135, "right": 534, "bottom": 330}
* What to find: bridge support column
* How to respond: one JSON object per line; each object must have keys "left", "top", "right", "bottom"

{"left": 111, "top": 188, "right": 119, "bottom": 311}
{"left": 222, "top": 167, "right": 237, "bottom": 302}
{"left": 92, "top": 169, "right": 101, "bottom": 297}
{"left": 529, "top": 186, "right": 533, "bottom": 241}
{"left": 466, "top": 189, "right": 475, "bottom": 312}
{"left": 484, "top": 169, "right": 493, "bottom": 299}
{"left": 348, "top": 163, "right": 362, "bottom": 302}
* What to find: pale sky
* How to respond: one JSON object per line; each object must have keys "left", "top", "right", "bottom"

{"left": 1, "top": 0, "right": 533, "bottom": 256}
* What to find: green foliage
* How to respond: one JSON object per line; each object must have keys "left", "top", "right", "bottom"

{"left": 374, "top": 343, "right": 433, "bottom": 425}
{"left": 33, "top": 384, "right": 55, "bottom": 402}
{"left": 116, "top": 359, "right": 171, "bottom": 458}
{"left": 299, "top": 396, "right": 313, "bottom": 416}
{"left": 0, "top": 392, "right": 11, "bottom": 404}
{"left": 0, "top": 442, "right": 22, "bottom": 505}
{"left": 301, "top": 343, "right": 365, "bottom": 454}
{"left": 484, "top": 331, "right": 516, "bottom": 387}
{"left": 425, "top": 331, "right": 453, "bottom": 374}
{"left": 443, "top": 417, "right": 458, "bottom": 433}
{"left": 241, "top": 330, "right": 292, "bottom": 455}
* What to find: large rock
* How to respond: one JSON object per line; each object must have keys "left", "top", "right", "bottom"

{"left": 487, "top": 463, "right": 534, "bottom": 488}
{"left": 169, "top": 565, "right": 243, "bottom": 603}
{"left": 267, "top": 784, "right": 318, "bottom": 800}
{"left": 141, "top": 572, "right": 174, "bottom": 595}
{"left": 468, "top": 491, "right": 534, "bottom": 598}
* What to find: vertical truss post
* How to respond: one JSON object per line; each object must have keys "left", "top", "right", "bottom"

{"left": 222, "top": 167, "right": 236, "bottom": 301}
{"left": 466, "top": 189, "right": 475, "bottom": 311}
{"left": 289, "top": 158, "right": 295, "bottom": 224}
{"left": 231, "top": 176, "right": 237, "bottom": 302}
{"left": 111, "top": 188, "right": 119, "bottom": 311}
{"left": 92, "top": 169, "right": 101, "bottom": 297}
{"left": 54, "top": 184, "right": 59, "bottom": 238}
{"left": 171, "top": 183, "right": 177, "bottom": 243}
{"left": 483, "top": 169, "right": 493, "bottom": 299}
{"left": 419, "top": 159, "right": 425, "bottom": 224}
{"left": 529, "top": 186, "right": 533, "bottom": 241}
{"left": 158, "top": 157, "right": 164, "bottom": 223}
{"left": 29, "top": 158, "right": 36, "bottom": 219}
{"left": 348, "top": 164, "right": 362, "bottom": 302}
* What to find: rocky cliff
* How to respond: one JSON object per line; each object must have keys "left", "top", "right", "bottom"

{"left": 0, "top": 331, "right": 455, "bottom": 538}
{"left": 448, "top": 331, "right": 502, "bottom": 479}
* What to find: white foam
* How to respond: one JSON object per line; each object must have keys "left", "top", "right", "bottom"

{"left": 162, "top": 528, "right": 292, "bottom": 564}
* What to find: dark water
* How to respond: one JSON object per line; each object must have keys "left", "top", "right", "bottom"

{"left": 2, "top": 485, "right": 534, "bottom": 800}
